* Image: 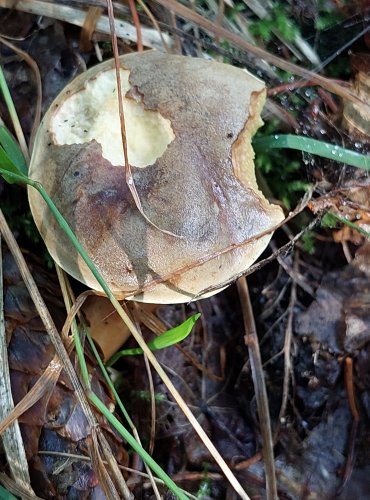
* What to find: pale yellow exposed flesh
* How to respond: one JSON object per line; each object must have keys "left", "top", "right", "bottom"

{"left": 51, "top": 69, "right": 174, "bottom": 168}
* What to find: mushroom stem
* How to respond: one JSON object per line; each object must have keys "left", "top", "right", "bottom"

{"left": 82, "top": 296, "right": 158, "bottom": 360}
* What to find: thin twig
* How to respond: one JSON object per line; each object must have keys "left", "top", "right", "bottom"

{"left": 0, "top": 36, "right": 42, "bottom": 152}
{"left": 136, "top": 0, "right": 171, "bottom": 53}
{"left": 277, "top": 253, "right": 298, "bottom": 424}
{"left": 120, "top": 193, "right": 315, "bottom": 302}
{"left": 237, "top": 277, "right": 277, "bottom": 500}
{"left": 128, "top": 0, "right": 143, "bottom": 51}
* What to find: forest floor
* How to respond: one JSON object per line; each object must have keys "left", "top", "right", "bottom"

{"left": 1, "top": 1, "right": 370, "bottom": 499}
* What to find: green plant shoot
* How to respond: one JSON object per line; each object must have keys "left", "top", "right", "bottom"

{"left": 107, "top": 312, "right": 201, "bottom": 366}
{"left": 0, "top": 125, "right": 27, "bottom": 182}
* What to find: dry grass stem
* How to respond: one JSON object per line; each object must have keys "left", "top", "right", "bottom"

{"left": 0, "top": 209, "right": 129, "bottom": 499}
{"left": 56, "top": 267, "right": 133, "bottom": 499}
{"left": 0, "top": 36, "right": 42, "bottom": 152}
{"left": 132, "top": 305, "right": 157, "bottom": 456}
{"left": 0, "top": 0, "right": 171, "bottom": 50}
{"left": 277, "top": 253, "right": 298, "bottom": 424}
{"left": 136, "top": 0, "right": 172, "bottom": 53}
{"left": 125, "top": 307, "right": 161, "bottom": 499}
{"left": 0, "top": 241, "right": 35, "bottom": 495}
{"left": 237, "top": 277, "right": 277, "bottom": 500}
{"left": 0, "top": 354, "right": 62, "bottom": 435}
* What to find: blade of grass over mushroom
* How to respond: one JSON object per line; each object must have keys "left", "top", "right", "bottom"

{"left": 153, "top": 0, "right": 368, "bottom": 110}
{"left": 0, "top": 52, "right": 191, "bottom": 498}
{"left": 107, "top": 313, "right": 201, "bottom": 365}
{"left": 0, "top": 169, "right": 251, "bottom": 500}
{"left": 106, "top": 0, "right": 180, "bottom": 239}
{"left": 253, "top": 135, "right": 370, "bottom": 170}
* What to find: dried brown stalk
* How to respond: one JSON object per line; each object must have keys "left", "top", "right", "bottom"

{"left": 237, "top": 277, "right": 277, "bottom": 500}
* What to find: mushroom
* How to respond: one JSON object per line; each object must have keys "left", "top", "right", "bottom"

{"left": 28, "top": 51, "right": 284, "bottom": 306}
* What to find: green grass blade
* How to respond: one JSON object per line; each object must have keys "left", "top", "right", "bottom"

{"left": 89, "top": 392, "right": 189, "bottom": 500}
{"left": 0, "top": 485, "right": 18, "bottom": 500}
{"left": 253, "top": 134, "right": 370, "bottom": 170}
{"left": 83, "top": 323, "right": 136, "bottom": 428}
{"left": 322, "top": 211, "right": 370, "bottom": 238}
{"left": 0, "top": 126, "right": 27, "bottom": 175}
{"left": 107, "top": 313, "right": 201, "bottom": 364}
{"left": 71, "top": 324, "right": 91, "bottom": 389}
{"left": 0, "top": 138, "right": 27, "bottom": 184}
{"left": 0, "top": 485, "right": 17, "bottom": 500}
{"left": 0, "top": 66, "right": 29, "bottom": 162}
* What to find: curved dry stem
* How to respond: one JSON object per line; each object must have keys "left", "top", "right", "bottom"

{"left": 0, "top": 36, "right": 42, "bottom": 154}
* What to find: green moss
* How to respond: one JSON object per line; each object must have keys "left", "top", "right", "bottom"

{"left": 249, "top": 4, "right": 299, "bottom": 43}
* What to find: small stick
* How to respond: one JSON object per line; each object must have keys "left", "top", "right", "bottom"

{"left": 277, "top": 253, "right": 298, "bottom": 424}
{"left": 128, "top": 0, "right": 143, "bottom": 51}
{"left": 336, "top": 357, "right": 360, "bottom": 494}
{"left": 344, "top": 357, "right": 360, "bottom": 420}
{"left": 237, "top": 277, "right": 277, "bottom": 500}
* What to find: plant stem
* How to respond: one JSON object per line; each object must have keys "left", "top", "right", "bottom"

{"left": 0, "top": 66, "right": 29, "bottom": 163}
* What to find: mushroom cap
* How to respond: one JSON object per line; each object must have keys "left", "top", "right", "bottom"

{"left": 28, "top": 51, "right": 284, "bottom": 303}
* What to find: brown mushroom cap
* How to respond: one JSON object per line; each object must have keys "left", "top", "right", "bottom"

{"left": 28, "top": 51, "right": 284, "bottom": 303}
